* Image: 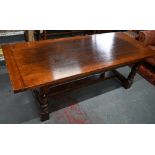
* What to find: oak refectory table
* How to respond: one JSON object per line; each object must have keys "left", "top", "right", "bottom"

{"left": 2, "top": 32, "right": 155, "bottom": 122}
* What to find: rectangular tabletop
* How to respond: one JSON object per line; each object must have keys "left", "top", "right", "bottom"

{"left": 2, "top": 32, "right": 155, "bottom": 93}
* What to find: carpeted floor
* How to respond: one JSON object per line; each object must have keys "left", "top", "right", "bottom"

{"left": 0, "top": 65, "right": 155, "bottom": 124}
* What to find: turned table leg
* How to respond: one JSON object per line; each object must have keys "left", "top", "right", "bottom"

{"left": 33, "top": 87, "right": 50, "bottom": 122}
{"left": 40, "top": 93, "right": 49, "bottom": 122}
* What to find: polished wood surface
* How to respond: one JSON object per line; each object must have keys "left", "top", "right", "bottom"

{"left": 2, "top": 32, "right": 155, "bottom": 93}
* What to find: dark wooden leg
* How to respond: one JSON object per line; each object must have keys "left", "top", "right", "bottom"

{"left": 43, "top": 30, "right": 47, "bottom": 40}
{"left": 33, "top": 87, "right": 50, "bottom": 122}
{"left": 100, "top": 72, "right": 105, "bottom": 78}
{"left": 39, "top": 92, "right": 49, "bottom": 122}
{"left": 112, "top": 62, "right": 141, "bottom": 89}
{"left": 125, "top": 63, "right": 141, "bottom": 88}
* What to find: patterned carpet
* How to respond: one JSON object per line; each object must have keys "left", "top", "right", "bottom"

{"left": 1, "top": 66, "right": 155, "bottom": 124}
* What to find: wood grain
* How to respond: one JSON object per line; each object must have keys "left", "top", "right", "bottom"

{"left": 2, "top": 32, "right": 155, "bottom": 93}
